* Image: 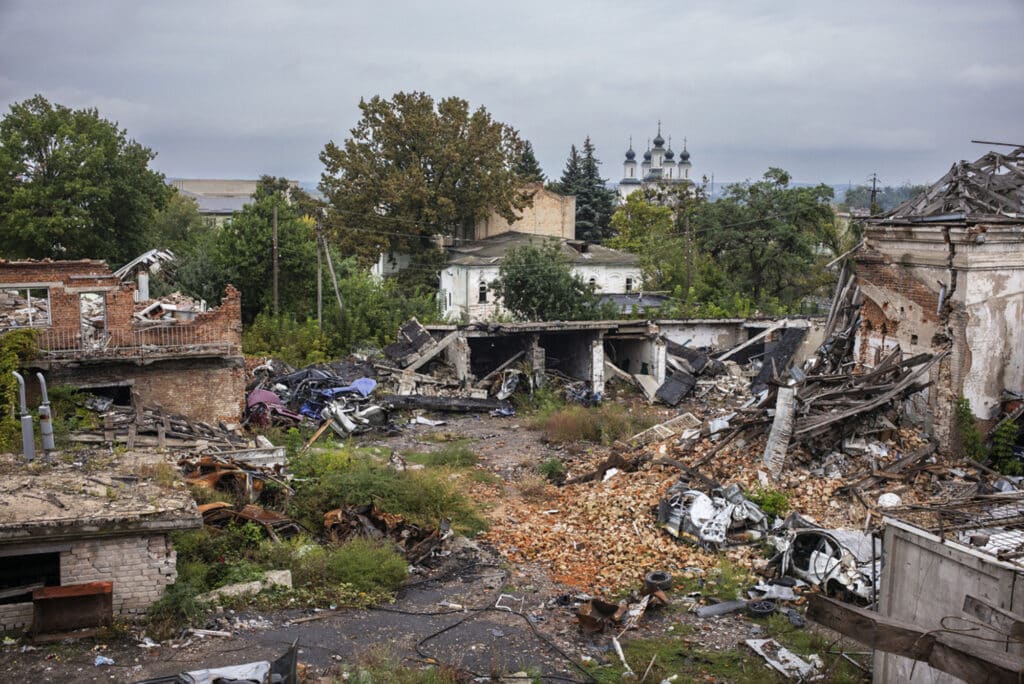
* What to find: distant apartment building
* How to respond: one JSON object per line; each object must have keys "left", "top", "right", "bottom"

{"left": 170, "top": 178, "right": 299, "bottom": 227}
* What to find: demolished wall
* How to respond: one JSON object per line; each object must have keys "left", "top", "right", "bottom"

{"left": 855, "top": 223, "right": 1024, "bottom": 438}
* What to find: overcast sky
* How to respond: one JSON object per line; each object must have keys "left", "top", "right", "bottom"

{"left": 1, "top": 0, "right": 1021, "bottom": 187}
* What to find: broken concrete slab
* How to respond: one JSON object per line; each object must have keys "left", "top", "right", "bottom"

{"left": 380, "top": 394, "right": 512, "bottom": 413}
{"left": 655, "top": 369, "right": 696, "bottom": 406}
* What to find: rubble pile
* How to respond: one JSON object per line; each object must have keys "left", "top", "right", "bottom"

{"left": 135, "top": 291, "right": 206, "bottom": 322}
{"left": 71, "top": 404, "right": 248, "bottom": 449}
{"left": 0, "top": 288, "right": 49, "bottom": 327}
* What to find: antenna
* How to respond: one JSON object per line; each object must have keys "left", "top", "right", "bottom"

{"left": 971, "top": 139, "right": 1024, "bottom": 147}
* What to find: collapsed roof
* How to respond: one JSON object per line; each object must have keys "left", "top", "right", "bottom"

{"left": 884, "top": 146, "right": 1024, "bottom": 222}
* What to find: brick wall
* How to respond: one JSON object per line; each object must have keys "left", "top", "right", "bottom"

{"left": 854, "top": 251, "right": 941, "bottom": 325}
{"left": 61, "top": 536, "right": 177, "bottom": 616}
{"left": 0, "top": 534, "right": 177, "bottom": 631}
{"left": 45, "top": 357, "right": 246, "bottom": 424}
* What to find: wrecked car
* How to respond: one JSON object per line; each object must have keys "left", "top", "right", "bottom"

{"left": 657, "top": 481, "right": 768, "bottom": 548}
{"left": 768, "top": 514, "right": 879, "bottom": 603}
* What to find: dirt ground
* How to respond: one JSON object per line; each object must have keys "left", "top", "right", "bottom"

{"left": 0, "top": 411, "right": 859, "bottom": 683}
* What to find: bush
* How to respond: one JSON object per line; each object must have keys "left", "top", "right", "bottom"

{"left": 538, "top": 458, "right": 566, "bottom": 480}
{"left": 253, "top": 536, "right": 407, "bottom": 596}
{"left": 990, "top": 418, "right": 1023, "bottom": 476}
{"left": 956, "top": 397, "right": 985, "bottom": 461}
{"left": 513, "top": 385, "right": 565, "bottom": 417}
{"left": 147, "top": 582, "right": 209, "bottom": 640}
{"left": 243, "top": 313, "right": 336, "bottom": 366}
{"left": 0, "top": 329, "right": 39, "bottom": 450}
{"left": 169, "top": 524, "right": 266, "bottom": 592}
{"left": 746, "top": 487, "right": 790, "bottom": 518}
{"left": 288, "top": 452, "right": 487, "bottom": 535}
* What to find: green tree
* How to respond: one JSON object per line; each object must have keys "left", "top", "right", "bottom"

{"left": 574, "top": 137, "right": 616, "bottom": 242}
{"left": 552, "top": 144, "right": 582, "bottom": 195}
{"left": 696, "top": 168, "right": 834, "bottom": 308}
{"left": 152, "top": 191, "right": 206, "bottom": 252}
{"left": 0, "top": 95, "right": 170, "bottom": 264}
{"left": 514, "top": 140, "right": 545, "bottom": 182}
{"left": 842, "top": 182, "right": 927, "bottom": 213}
{"left": 490, "top": 240, "right": 612, "bottom": 321}
{"left": 319, "top": 92, "right": 529, "bottom": 266}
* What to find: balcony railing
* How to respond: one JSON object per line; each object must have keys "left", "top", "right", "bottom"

{"left": 30, "top": 325, "right": 237, "bottom": 361}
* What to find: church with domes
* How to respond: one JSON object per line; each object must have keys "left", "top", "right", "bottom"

{"left": 618, "top": 123, "right": 692, "bottom": 201}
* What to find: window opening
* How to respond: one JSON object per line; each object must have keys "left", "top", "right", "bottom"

{"left": 478, "top": 282, "right": 488, "bottom": 304}
{"left": 1, "top": 287, "right": 51, "bottom": 327}
{"left": 0, "top": 551, "right": 60, "bottom": 604}
{"left": 79, "top": 292, "right": 109, "bottom": 350}
{"left": 625, "top": 277, "right": 634, "bottom": 293}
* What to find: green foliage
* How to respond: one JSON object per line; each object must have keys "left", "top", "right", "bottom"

{"left": 514, "top": 140, "right": 546, "bottom": 183}
{"left": 151, "top": 191, "right": 207, "bottom": 251}
{"left": 0, "top": 329, "right": 39, "bottom": 449}
{"left": 146, "top": 582, "right": 210, "bottom": 641}
{"left": 843, "top": 182, "right": 927, "bottom": 213}
{"left": 573, "top": 137, "right": 617, "bottom": 241}
{"left": 254, "top": 536, "right": 407, "bottom": 596}
{"left": 490, "top": 239, "right": 614, "bottom": 321}
{"left": 746, "top": 487, "right": 790, "bottom": 518}
{"left": 320, "top": 91, "right": 529, "bottom": 264}
{"left": 169, "top": 524, "right": 266, "bottom": 591}
{"left": 696, "top": 168, "right": 835, "bottom": 309}
{"left": 537, "top": 457, "right": 566, "bottom": 480}
{"left": 405, "top": 443, "right": 479, "bottom": 468}
{"left": 956, "top": 397, "right": 986, "bottom": 461}
{"left": 0, "top": 95, "right": 170, "bottom": 264}
{"left": 288, "top": 451, "right": 487, "bottom": 535}
{"left": 539, "top": 404, "right": 656, "bottom": 445}
{"left": 989, "top": 418, "right": 1022, "bottom": 476}
{"left": 243, "top": 314, "right": 334, "bottom": 365}
{"left": 512, "top": 385, "right": 566, "bottom": 417}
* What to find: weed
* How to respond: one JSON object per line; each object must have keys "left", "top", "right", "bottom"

{"left": 288, "top": 454, "right": 487, "bottom": 535}
{"left": 990, "top": 418, "right": 1022, "bottom": 475}
{"left": 537, "top": 457, "right": 566, "bottom": 480}
{"left": 705, "top": 558, "right": 754, "bottom": 600}
{"left": 146, "top": 582, "right": 210, "bottom": 640}
{"left": 467, "top": 468, "right": 501, "bottom": 485}
{"left": 405, "top": 443, "right": 478, "bottom": 468}
{"left": 339, "top": 646, "right": 460, "bottom": 683}
{"left": 516, "top": 473, "right": 549, "bottom": 501}
{"left": 956, "top": 397, "right": 985, "bottom": 460}
{"left": 746, "top": 487, "right": 790, "bottom": 518}
{"left": 539, "top": 404, "right": 657, "bottom": 445}
{"left": 137, "top": 461, "right": 178, "bottom": 488}
{"left": 513, "top": 385, "right": 565, "bottom": 418}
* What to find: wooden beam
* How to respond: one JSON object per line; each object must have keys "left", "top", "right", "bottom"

{"left": 715, "top": 321, "right": 786, "bottom": 362}
{"left": 474, "top": 350, "right": 526, "bottom": 388}
{"left": 807, "top": 594, "right": 1024, "bottom": 683}
{"left": 405, "top": 330, "right": 461, "bottom": 372}
{"left": 963, "top": 594, "right": 1024, "bottom": 640}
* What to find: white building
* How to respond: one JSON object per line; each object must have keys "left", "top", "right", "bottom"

{"left": 618, "top": 124, "right": 692, "bottom": 201}
{"left": 440, "top": 232, "right": 641, "bottom": 322}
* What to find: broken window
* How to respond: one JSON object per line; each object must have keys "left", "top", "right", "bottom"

{"left": 0, "top": 287, "right": 51, "bottom": 328}
{"left": 79, "top": 291, "right": 108, "bottom": 349}
{"left": 625, "top": 277, "right": 634, "bottom": 293}
{"left": 478, "top": 282, "right": 488, "bottom": 304}
{"left": 0, "top": 551, "right": 60, "bottom": 604}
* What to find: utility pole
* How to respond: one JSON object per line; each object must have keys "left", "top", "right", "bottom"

{"left": 319, "top": 209, "right": 344, "bottom": 319}
{"left": 868, "top": 173, "right": 880, "bottom": 216}
{"left": 272, "top": 203, "right": 279, "bottom": 315}
{"left": 315, "top": 215, "right": 323, "bottom": 329}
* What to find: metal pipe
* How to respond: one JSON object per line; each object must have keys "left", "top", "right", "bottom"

{"left": 36, "top": 372, "right": 55, "bottom": 461}
{"left": 11, "top": 372, "right": 35, "bottom": 461}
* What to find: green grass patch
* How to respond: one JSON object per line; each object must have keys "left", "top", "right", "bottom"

{"left": 405, "top": 442, "right": 478, "bottom": 468}
{"left": 339, "top": 647, "right": 461, "bottom": 683}
{"left": 288, "top": 449, "right": 488, "bottom": 535}
{"left": 512, "top": 385, "right": 565, "bottom": 418}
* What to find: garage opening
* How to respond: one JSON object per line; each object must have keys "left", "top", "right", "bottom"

{"left": 0, "top": 551, "right": 60, "bottom": 604}
{"left": 537, "top": 331, "right": 596, "bottom": 382}
{"left": 467, "top": 336, "right": 527, "bottom": 379}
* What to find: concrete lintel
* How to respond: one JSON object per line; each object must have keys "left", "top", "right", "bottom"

{"left": 0, "top": 515, "right": 202, "bottom": 545}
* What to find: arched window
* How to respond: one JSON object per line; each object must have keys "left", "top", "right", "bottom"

{"left": 478, "top": 282, "right": 488, "bottom": 303}
{"left": 588, "top": 276, "right": 597, "bottom": 289}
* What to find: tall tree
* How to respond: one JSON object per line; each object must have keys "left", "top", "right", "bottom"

{"left": 0, "top": 95, "right": 170, "bottom": 264}
{"left": 553, "top": 144, "right": 582, "bottom": 195}
{"left": 696, "top": 168, "right": 834, "bottom": 307}
{"left": 574, "top": 137, "right": 616, "bottom": 242}
{"left": 152, "top": 191, "right": 207, "bottom": 252}
{"left": 514, "top": 140, "right": 545, "bottom": 182}
{"left": 490, "top": 240, "right": 610, "bottom": 321}
{"left": 319, "top": 92, "right": 529, "bottom": 266}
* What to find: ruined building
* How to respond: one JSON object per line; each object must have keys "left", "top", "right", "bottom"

{"left": 0, "top": 258, "right": 245, "bottom": 424}
{"left": 854, "top": 147, "right": 1024, "bottom": 439}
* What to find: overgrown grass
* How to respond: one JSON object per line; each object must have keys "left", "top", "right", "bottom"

{"left": 405, "top": 443, "right": 478, "bottom": 468}
{"left": 512, "top": 385, "right": 565, "bottom": 418}
{"left": 589, "top": 612, "right": 866, "bottom": 683}
{"left": 337, "top": 647, "right": 461, "bottom": 683}
{"left": 538, "top": 403, "right": 658, "bottom": 445}
{"left": 288, "top": 449, "right": 488, "bottom": 535}
{"left": 253, "top": 536, "right": 407, "bottom": 595}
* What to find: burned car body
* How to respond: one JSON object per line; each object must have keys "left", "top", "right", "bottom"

{"left": 769, "top": 514, "right": 879, "bottom": 603}
{"left": 657, "top": 481, "right": 768, "bottom": 548}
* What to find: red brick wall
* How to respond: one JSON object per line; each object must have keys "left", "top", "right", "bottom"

{"left": 854, "top": 250, "right": 941, "bottom": 324}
